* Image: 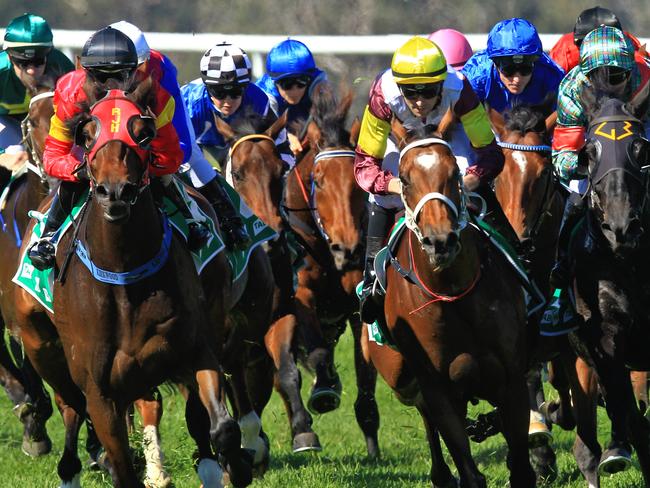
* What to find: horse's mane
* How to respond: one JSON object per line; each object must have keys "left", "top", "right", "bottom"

{"left": 503, "top": 105, "right": 547, "bottom": 134}
{"left": 229, "top": 107, "right": 275, "bottom": 137}
{"left": 65, "top": 76, "right": 157, "bottom": 134}
{"left": 311, "top": 87, "right": 352, "bottom": 147}
{"left": 405, "top": 123, "right": 443, "bottom": 141}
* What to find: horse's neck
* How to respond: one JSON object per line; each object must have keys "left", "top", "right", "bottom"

{"left": 404, "top": 227, "right": 481, "bottom": 293}
{"left": 84, "top": 192, "right": 163, "bottom": 271}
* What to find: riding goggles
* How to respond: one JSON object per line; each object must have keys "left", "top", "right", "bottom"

{"left": 275, "top": 76, "right": 310, "bottom": 90}
{"left": 10, "top": 55, "right": 47, "bottom": 68}
{"left": 207, "top": 83, "right": 245, "bottom": 100}
{"left": 86, "top": 67, "right": 136, "bottom": 84}
{"left": 399, "top": 82, "right": 443, "bottom": 100}
{"left": 496, "top": 61, "right": 535, "bottom": 77}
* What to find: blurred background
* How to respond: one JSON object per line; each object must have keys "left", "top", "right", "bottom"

{"left": 4, "top": 0, "right": 649, "bottom": 116}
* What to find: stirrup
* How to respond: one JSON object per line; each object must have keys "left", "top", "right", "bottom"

{"left": 187, "top": 222, "right": 210, "bottom": 252}
{"left": 220, "top": 218, "right": 251, "bottom": 251}
{"left": 28, "top": 238, "right": 56, "bottom": 271}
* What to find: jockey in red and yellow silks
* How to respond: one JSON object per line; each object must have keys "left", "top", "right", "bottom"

{"left": 355, "top": 36, "right": 510, "bottom": 324}
{"left": 44, "top": 68, "right": 182, "bottom": 182}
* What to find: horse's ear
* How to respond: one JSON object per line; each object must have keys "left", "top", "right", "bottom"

{"left": 265, "top": 109, "right": 288, "bottom": 139}
{"left": 336, "top": 89, "right": 353, "bottom": 121}
{"left": 391, "top": 116, "right": 409, "bottom": 150}
{"left": 75, "top": 55, "right": 82, "bottom": 70}
{"left": 545, "top": 111, "right": 558, "bottom": 134}
{"left": 437, "top": 108, "right": 456, "bottom": 140}
{"left": 306, "top": 119, "right": 322, "bottom": 146}
{"left": 627, "top": 81, "right": 650, "bottom": 119}
{"left": 214, "top": 115, "right": 236, "bottom": 143}
{"left": 349, "top": 116, "right": 361, "bottom": 146}
{"left": 486, "top": 106, "right": 506, "bottom": 140}
{"left": 131, "top": 77, "right": 155, "bottom": 109}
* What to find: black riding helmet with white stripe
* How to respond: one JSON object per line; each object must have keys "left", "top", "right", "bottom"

{"left": 200, "top": 42, "right": 252, "bottom": 89}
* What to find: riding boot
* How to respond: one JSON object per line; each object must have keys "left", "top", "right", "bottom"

{"left": 198, "top": 174, "right": 251, "bottom": 251}
{"left": 549, "top": 193, "right": 586, "bottom": 290}
{"left": 159, "top": 176, "right": 210, "bottom": 252}
{"left": 359, "top": 203, "right": 394, "bottom": 324}
{"left": 28, "top": 180, "right": 84, "bottom": 271}
{"left": 473, "top": 183, "right": 521, "bottom": 250}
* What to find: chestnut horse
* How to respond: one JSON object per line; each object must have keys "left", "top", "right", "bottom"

{"left": 566, "top": 83, "right": 650, "bottom": 484}
{"left": 14, "top": 83, "right": 255, "bottom": 487}
{"left": 0, "top": 84, "right": 54, "bottom": 457}
{"left": 366, "top": 121, "right": 534, "bottom": 487}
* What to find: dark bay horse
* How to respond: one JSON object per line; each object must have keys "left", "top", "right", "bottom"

{"left": 15, "top": 82, "right": 254, "bottom": 487}
{"left": 566, "top": 82, "right": 650, "bottom": 484}
{"left": 366, "top": 120, "right": 535, "bottom": 487}
{"left": 0, "top": 84, "right": 54, "bottom": 457}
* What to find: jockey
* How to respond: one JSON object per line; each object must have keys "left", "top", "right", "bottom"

{"left": 181, "top": 42, "right": 293, "bottom": 170}
{"left": 0, "top": 13, "right": 74, "bottom": 171}
{"left": 549, "top": 6, "right": 644, "bottom": 74}
{"left": 355, "top": 36, "right": 508, "bottom": 322}
{"left": 29, "top": 27, "right": 196, "bottom": 270}
{"left": 427, "top": 29, "right": 473, "bottom": 70}
{"left": 462, "top": 18, "right": 565, "bottom": 114}
{"left": 110, "top": 22, "right": 250, "bottom": 251}
{"left": 256, "top": 39, "right": 328, "bottom": 154}
{"left": 550, "top": 25, "right": 650, "bottom": 290}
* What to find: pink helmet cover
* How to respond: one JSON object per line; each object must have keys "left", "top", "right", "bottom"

{"left": 427, "top": 29, "right": 473, "bottom": 70}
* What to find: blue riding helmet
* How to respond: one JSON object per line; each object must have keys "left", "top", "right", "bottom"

{"left": 486, "top": 18, "right": 543, "bottom": 59}
{"left": 266, "top": 39, "right": 316, "bottom": 81}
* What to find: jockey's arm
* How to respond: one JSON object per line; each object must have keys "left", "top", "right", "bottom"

{"left": 552, "top": 75, "right": 587, "bottom": 181}
{"left": 148, "top": 95, "right": 183, "bottom": 177}
{"left": 43, "top": 112, "right": 83, "bottom": 182}
{"left": 454, "top": 77, "right": 504, "bottom": 188}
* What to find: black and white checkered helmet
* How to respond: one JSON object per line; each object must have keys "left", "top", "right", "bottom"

{"left": 200, "top": 42, "right": 252, "bottom": 86}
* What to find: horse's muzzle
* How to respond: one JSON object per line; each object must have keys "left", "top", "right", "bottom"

{"left": 95, "top": 182, "right": 139, "bottom": 222}
{"left": 421, "top": 232, "right": 461, "bottom": 269}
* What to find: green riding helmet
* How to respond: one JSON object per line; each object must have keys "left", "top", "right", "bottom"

{"left": 3, "top": 13, "right": 53, "bottom": 61}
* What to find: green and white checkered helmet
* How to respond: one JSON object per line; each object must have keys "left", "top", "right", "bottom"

{"left": 579, "top": 25, "right": 635, "bottom": 75}
{"left": 3, "top": 13, "right": 53, "bottom": 61}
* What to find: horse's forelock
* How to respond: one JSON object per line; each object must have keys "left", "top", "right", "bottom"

{"left": 231, "top": 107, "right": 273, "bottom": 137}
{"left": 504, "top": 105, "right": 546, "bottom": 134}
{"left": 311, "top": 88, "right": 351, "bottom": 147}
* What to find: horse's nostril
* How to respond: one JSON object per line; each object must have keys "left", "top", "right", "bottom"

{"left": 119, "top": 183, "right": 138, "bottom": 203}
{"left": 628, "top": 217, "right": 642, "bottom": 237}
{"left": 95, "top": 184, "right": 109, "bottom": 198}
{"left": 421, "top": 236, "right": 433, "bottom": 246}
{"left": 330, "top": 243, "right": 342, "bottom": 252}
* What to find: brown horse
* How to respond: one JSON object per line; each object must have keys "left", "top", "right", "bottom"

{"left": 366, "top": 120, "right": 534, "bottom": 487}
{"left": 14, "top": 82, "right": 255, "bottom": 487}
{"left": 281, "top": 90, "right": 378, "bottom": 455}
{"left": 0, "top": 83, "right": 55, "bottom": 457}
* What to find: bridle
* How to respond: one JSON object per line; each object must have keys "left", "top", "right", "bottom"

{"left": 20, "top": 90, "right": 54, "bottom": 182}
{"left": 225, "top": 133, "right": 277, "bottom": 186}
{"left": 399, "top": 137, "right": 469, "bottom": 245}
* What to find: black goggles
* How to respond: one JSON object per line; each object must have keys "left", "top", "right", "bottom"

{"left": 207, "top": 84, "right": 245, "bottom": 100}
{"left": 607, "top": 67, "right": 631, "bottom": 85}
{"left": 275, "top": 76, "right": 310, "bottom": 90}
{"left": 497, "top": 61, "right": 535, "bottom": 77}
{"left": 10, "top": 55, "right": 47, "bottom": 68}
{"left": 399, "top": 83, "right": 443, "bottom": 100}
{"left": 86, "top": 67, "right": 135, "bottom": 84}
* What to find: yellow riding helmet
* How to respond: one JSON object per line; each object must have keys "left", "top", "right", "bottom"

{"left": 391, "top": 36, "right": 448, "bottom": 85}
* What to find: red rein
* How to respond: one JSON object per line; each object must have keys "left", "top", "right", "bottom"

{"left": 407, "top": 232, "right": 481, "bottom": 315}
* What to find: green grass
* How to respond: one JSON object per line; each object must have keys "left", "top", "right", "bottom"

{"left": 0, "top": 327, "right": 644, "bottom": 487}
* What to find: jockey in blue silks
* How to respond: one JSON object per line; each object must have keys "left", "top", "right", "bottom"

{"left": 462, "top": 18, "right": 565, "bottom": 113}
{"left": 256, "top": 39, "right": 328, "bottom": 154}
{"left": 182, "top": 42, "right": 294, "bottom": 169}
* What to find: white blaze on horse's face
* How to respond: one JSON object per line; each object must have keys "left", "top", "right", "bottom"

{"left": 415, "top": 152, "right": 441, "bottom": 171}
{"left": 511, "top": 151, "right": 528, "bottom": 175}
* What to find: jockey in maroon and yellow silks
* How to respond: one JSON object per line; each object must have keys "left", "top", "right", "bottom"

{"left": 44, "top": 69, "right": 182, "bottom": 182}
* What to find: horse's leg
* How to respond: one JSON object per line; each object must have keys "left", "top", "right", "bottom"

{"left": 415, "top": 400, "right": 457, "bottom": 487}
{"left": 135, "top": 389, "right": 171, "bottom": 488}
{"left": 54, "top": 393, "right": 84, "bottom": 488}
{"left": 264, "top": 313, "right": 320, "bottom": 452}
{"left": 561, "top": 354, "right": 600, "bottom": 488}
{"left": 350, "top": 316, "right": 380, "bottom": 459}
{"left": 545, "top": 357, "right": 577, "bottom": 430}
{"left": 497, "top": 372, "right": 537, "bottom": 488}
{"left": 84, "top": 392, "right": 143, "bottom": 488}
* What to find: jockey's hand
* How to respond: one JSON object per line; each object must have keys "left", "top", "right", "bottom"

{"left": 0, "top": 150, "right": 28, "bottom": 171}
{"left": 463, "top": 173, "right": 480, "bottom": 192}
{"left": 73, "top": 164, "right": 90, "bottom": 182}
{"left": 387, "top": 177, "right": 402, "bottom": 194}
{"left": 287, "top": 133, "right": 303, "bottom": 155}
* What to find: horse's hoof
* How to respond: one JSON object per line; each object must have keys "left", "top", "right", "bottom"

{"left": 88, "top": 447, "right": 109, "bottom": 472}
{"left": 221, "top": 448, "right": 253, "bottom": 488}
{"left": 144, "top": 471, "right": 172, "bottom": 488}
{"left": 197, "top": 458, "right": 223, "bottom": 488}
{"left": 252, "top": 433, "right": 270, "bottom": 478}
{"left": 432, "top": 476, "right": 459, "bottom": 487}
{"left": 528, "top": 417, "right": 553, "bottom": 448}
{"left": 22, "top": 434, "right": 52, "bottom": 457}
{"left": 530, "top": 444, "right": 558, "bottom": 485}
{"left": 598, "top": 447, "right": 632, "bottom": 475}
{"left": 59, "top": 473, "right": 81, "bottom": 488}
{"left": 292, "top": 432, "right": 322, "bottom": 453}
{"left": 307, "top": 386, "right": 341, "bottom": 414}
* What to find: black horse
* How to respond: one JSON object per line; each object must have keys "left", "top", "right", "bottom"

{"left": 568, "top": 80, "right": 650, "bottom": 483}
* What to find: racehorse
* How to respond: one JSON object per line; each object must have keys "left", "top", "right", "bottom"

{"left": 0, "top": 83, "right": 55, "bottom": 457}
{"left": 566, "top": 81, "right": 650, "bottom": 484}
{"left": 14, "top": 80, "right": 256, "bottom": 487}
{"left": 281, "top": 90, "right": 377, "bottom": 455}
{"left": 366, "top": 119, "right": 535, "bottom": 487}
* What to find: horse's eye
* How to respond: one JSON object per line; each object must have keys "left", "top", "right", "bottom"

{"left": 314, "top": 177, "right": 323, "bottom": 189}
{"left": 232, "top": 170, "right": 244, "bottom": 182}
{"left": 400, "top": 177, "right": 410, "bottom": 187}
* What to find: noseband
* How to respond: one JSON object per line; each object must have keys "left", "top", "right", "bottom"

{"left": 399, "top": 138, "right": 469, "bottom": 244}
